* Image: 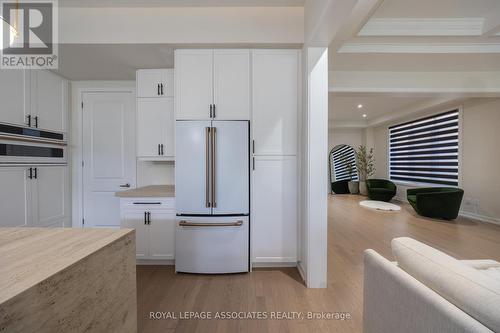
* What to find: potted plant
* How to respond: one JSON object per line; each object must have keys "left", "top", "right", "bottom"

{"left": 340, "top": 150, "right": 359, "bottom": 194}
{"left": 355, "top": 145, "right": 375, "bottom": 196}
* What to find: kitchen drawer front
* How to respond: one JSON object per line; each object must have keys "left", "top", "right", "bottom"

{"left": 120, "top": 198, "right": 175, "bottom": 211}
{"left": 175, "top": 216, "right": 249, "bottom": 274}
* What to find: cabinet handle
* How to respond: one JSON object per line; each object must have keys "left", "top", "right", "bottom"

{"left": 28, "top": 167, "right": 33, "bottom": 179}
{"left": 252, "top": 157, "right": 255, "bottom": 171}
{"left": 34, "top": 116, "right": 38, "bottom": 128}
{"left": 147, "top": 212, "right": 151, "bottom": 225}
{"left": 252, "top": 140, "right": 255, "bottom": 154}
{"left": 26, "top": 115, "right": 31, "bottom": 127}
{"left": 179, "top": 220, "right": 243, "bottom": 227}
{"left": 119, "top": 183, "right": 131, "bottom": 188}
{"left": 160, "top": 144, "right": 164, "bottom": 156}
{"left": 209, "top": 104, "right": 213, "bottom": 118}
{"left": 133, "top": 202, "right": 162, "bottom": 205}
{"left": 144, "top": 212, "right": 147, "bottom": 225}
{"left": 34, "top": 167, "right": 37, "bottom": 179}
{"left": 158, "top": 144, "right": 161, "bottom": 156}
{"left": 212, "top": 104, "right": 216, "bottom": 118}
{"left": 160, "top": 83, "right": 164, "bottom": 95}
{"left": 157, "top": 84, "right": 160, "bottom": 95}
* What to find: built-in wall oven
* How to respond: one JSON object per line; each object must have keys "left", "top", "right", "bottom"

{"left": 0, "top": 123, "right": 67, "bottom": 165}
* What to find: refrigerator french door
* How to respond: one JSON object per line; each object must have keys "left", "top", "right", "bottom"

{"left": 175, "top": 120, "right": 249, "bottom": 273}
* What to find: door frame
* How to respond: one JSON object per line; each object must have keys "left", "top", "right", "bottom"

{"left": 71, "top": 81, "right": 136, "bottom": 228}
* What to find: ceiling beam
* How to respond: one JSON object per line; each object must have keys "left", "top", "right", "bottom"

{"left": 329, "top": 0, "right": 384, "bottom": 53}
{"left": 338, "top": 42, "right": 500, "bottom": 54}
{"left": 304, "top": 0, "right": 358, "bottom": 46}
{"left": 329, "top": 70, "right": 500, "bottom": 95}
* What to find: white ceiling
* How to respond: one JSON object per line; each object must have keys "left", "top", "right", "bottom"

{"left": 329, "top": 95, "right": 430, "bottom": 123}
{"left": 58, "top": 0, "right": 304, "bottom": 7}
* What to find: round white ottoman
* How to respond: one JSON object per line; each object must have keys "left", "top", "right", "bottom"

{"left": 359, "top": 200, "right": 401, "bottom": 211}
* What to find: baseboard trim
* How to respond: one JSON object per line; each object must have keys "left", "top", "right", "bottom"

{"left": 137, "top": 259, "right": 175, "bottom": 266}
{"left": 252, "top": 262, "right": 298, "bottom": 268}
{"left": 297, "top": 261, "right": 306, "bottom": 283}
{"left": 459, "top": 211, "right": 500, "bottom": 226}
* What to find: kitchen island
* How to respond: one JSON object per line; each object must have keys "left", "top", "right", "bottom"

{"left": 0, "top": 228, "right": 137, "bottom": 333}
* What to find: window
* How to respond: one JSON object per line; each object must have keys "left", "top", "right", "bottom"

{"left": 389, "top": 109, "right": 460, "bottom": 186}
{"left": 331, "top": 145, "right": 359, "bottom": 181}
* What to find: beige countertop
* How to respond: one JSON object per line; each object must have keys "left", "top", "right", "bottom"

{"left": 0, "top": 228, "right": 134, "bottom": 305}
{"left": 115, "top": 185, "right": 175, "bottom": 198}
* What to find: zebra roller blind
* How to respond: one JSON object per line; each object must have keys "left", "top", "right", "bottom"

{"left": 389, "top": 109, "right": 460, "bottom": 186}
{"left": 331, "top": 145, "right": 359, "bottom": 181}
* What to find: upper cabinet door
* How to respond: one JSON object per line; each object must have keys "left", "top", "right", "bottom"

{"left": 137, "top": 69, "right": 173, "bottom": 98}
{"left": 31, "top": 70, "right": 67, "bottom": 132}
{"left": 0, "top": 167, "right": 32, "bottom": 227}
{"left": 175, "top": 50, "right": 214, "bottom": 120}
{"left": 0, "top": 69, "right": 30, "bottom": 126}
{"left": 137, "top": 99, "right": 167, "bottom": 158}
{"left": 213, "top": 50, "right": 250, "bottom": 120}
{"left": 252, "top": 50, "right": 299, "bottom": 156}
{"left": 162, "top": 97, "right": 175, "bottom": 157}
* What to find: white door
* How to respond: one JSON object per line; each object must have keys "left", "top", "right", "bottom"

{"left": 31, "top": 70, "right": 67, "bottom": 132}
{"left": 83, "top": 92, "right": 136, "bottom": 228}
{"left": 137, "top": 69, "right": 165, "bottom": 98}
{"left": 122, "top": 211, "right": 149, "bottom": 259}
{"left": 0, "top": 167, "right": 32, "bottom": 227}
{"left": 32, "top": 166, "right": 68, "bottom": 227}
{"left": 175, "top": 121, "right": 212, "bottom": 215}
{"left": 0, "top": 69, "right": 30, "bottom": 126}
{"left": 137, "top": 98, "right": 167, "bottom": 158}
{"left": 175, "top": 216, "right": 249, "bottom": 274}
{"left": 252, "top": 50, "right": 299, "bottom": 156}
{"left": 149, "top": 211, "right": 176, "bottom": 260}
{"left": 213, "top": 50, "right": 250, "bottom": 120}
{"left": 175, "top": 50, "right": 213, "bottom": 120}
{"left": 212, "top": 121, "right": 249, "bottom": 215}
{"left": 252, "top": 156, "right": 297, "bottom": 264}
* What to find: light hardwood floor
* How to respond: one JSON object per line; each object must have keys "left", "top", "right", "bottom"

{"left": 137, "top": 195, "right": 500, "bottom": 333}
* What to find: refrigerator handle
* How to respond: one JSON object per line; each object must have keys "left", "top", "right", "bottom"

{"left": 205, "top": 127, "right": 211, "bottom": 208}
{"left": 211, "top": 126, "right": 217, "bottom": 208}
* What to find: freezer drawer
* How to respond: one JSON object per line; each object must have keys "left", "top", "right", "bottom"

{"left": 175, "top": 216, "right": 249, "bottom": 274}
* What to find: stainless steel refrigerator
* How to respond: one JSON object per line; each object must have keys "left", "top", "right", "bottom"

{"left": 175, "top": 120, "right": 249, "bottom": 274}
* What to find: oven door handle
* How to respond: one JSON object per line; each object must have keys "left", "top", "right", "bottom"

{"left": 178, "top": 220, "right": 243, "bottom": 227}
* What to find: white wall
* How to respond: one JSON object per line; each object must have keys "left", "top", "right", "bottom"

{"left": 59, "top": 7, "right": 303, "bottom": 44}
{"left": 137, "top": 161, "right": 175, "bottom": 187}
{"left": 372, "top": 98, "right": 500, "bottom": 224}
{"left": 328, "top": 127, "right": 365, "bottom": 153}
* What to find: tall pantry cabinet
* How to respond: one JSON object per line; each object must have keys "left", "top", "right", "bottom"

{"left": 250, "top": 50, "right": 300, "bottom": 265}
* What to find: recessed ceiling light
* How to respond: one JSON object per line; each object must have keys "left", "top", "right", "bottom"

{"left": 362, "top": 114, "right": 367, "bottom": 118}
{"left": 358, "top": 104, "right": 363, "bottom": 109}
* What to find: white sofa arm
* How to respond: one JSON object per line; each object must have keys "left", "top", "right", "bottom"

{"left": 363, "top": 249, "right": 493, "bottom": 333}
{"left": 460, "top": 260, "right": 500, "bottom": 270}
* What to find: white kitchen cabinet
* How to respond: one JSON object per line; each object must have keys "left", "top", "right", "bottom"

{"left": 0, "top": 70, "right": 30, "bottom": 127}
{"left": 32, "top": 166, "right": 69, "bottom": 227}
{"left": 31, "top": 70, "right": 68, "bottom": 132}
{"left": 137, "top": 69, "right": 174, "bottom": 98}
{"left": 251, "top": 156, "right": 298, "bottom": 264}
{"left": 175, "top": 49, "right": 213, "bottom": 120}
{"left": 175, "top": 49, "right": 250, "bottom": 120}
{"left": 137, "top": 97, "right": 175, "bottom": 159}
{"left": 0, "top": 166, "right": 69, "bottom": 228}
{"left": 252, "top": 50, "right": 299, "bottom": 156}
{"left": 120, "top": 198, "right": 176, "bottom": 261}
{"left": 122, "top": 211, "right": 149, "bottom": 259}
{"left": 213, "top": 49, "right": 250, "bottom": 120}
{"left": 0, "top": 167, "right": 32, "bottom": 227}
{"left": 149, "top": 211, "right": 176, "bottom": 260}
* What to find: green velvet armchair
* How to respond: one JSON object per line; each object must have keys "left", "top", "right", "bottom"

{"left": 366, "top": 179, "right": 397, "bottom": 202}
{"left": 407, "top": 187, "right": 464, "bottom": 220}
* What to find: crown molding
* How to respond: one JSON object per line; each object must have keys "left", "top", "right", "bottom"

{"left": 358, "top": 18, "right": 485, "bottom": 37}
{"left": 338, "top": 42, "right": 500, "bottom": 53}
